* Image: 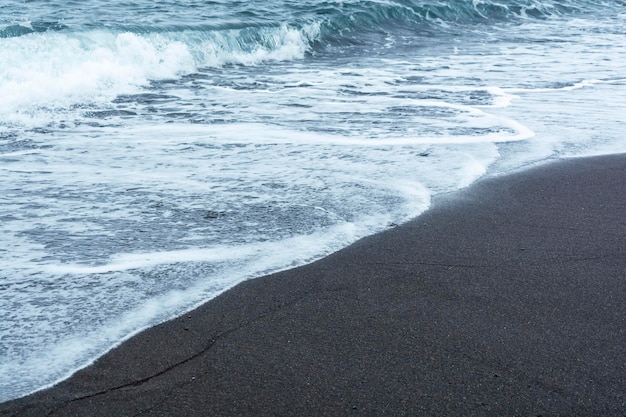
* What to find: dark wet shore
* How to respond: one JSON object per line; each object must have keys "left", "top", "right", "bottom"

{"left": 2, "top": 154, "right": 625, "bottom": 416}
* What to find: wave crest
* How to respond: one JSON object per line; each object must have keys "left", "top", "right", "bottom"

{"left": 317, "top": 0, "right": 594, "bottom": 38}
{"left": 0, "top": 23, "right": 320, "bottom": 118}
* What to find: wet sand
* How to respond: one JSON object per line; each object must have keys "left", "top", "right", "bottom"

{"left": 2, "top": 154, "right": 625, "bottom": 416}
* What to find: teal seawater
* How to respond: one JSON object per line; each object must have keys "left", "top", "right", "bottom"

{"left": 1, "top": 0, "right": 621, "bottom": 39}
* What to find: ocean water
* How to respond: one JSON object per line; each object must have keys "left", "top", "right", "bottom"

{"left": 1, "top": 0, "right": 625, "bottom": 402}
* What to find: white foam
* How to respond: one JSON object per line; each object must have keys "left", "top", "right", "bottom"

{"left": 117, "top": 105, "right": 534, "bottom": 146}
{"left": 0, "top": 25, "right": 319, "bottom": 126}
{"left": 1, "top": 212, "right": 421, "bottom": 401}
{"left": 44, "top": 245, "right": 261, "bottom": 274}
{"left": 0, "top": 31, "right": 182, "bottom": 116}
{"left": 194, "top": 23, "right": 320, "bottom": 67}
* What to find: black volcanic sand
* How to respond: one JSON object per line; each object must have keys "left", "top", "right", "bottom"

{"left": 2, "top": 155, "right": 625, "bottom": 417}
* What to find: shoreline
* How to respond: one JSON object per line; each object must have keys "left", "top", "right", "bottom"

{"left": 2, "top": 154, "right": 625, "bottom": 416}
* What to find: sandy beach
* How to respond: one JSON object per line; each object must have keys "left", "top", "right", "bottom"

{"left": 2, "top": 154, "right": 625, "bottom": 416}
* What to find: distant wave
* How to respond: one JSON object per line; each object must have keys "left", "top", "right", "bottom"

{"left": 1, "top": 0, "right": 616, "bottom": 40}
{"left": 314, "top": 0, "right": 617, "bottom": 45}
{"left": 0, "top": 0, "right": 621, "bottom": 119}
{"left": 0, "top": 0, "right": 612, "bottom": 71}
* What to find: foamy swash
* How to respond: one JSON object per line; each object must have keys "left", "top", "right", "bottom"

{"left": 1, "top": 0, "right": 626, "bottom": 402}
